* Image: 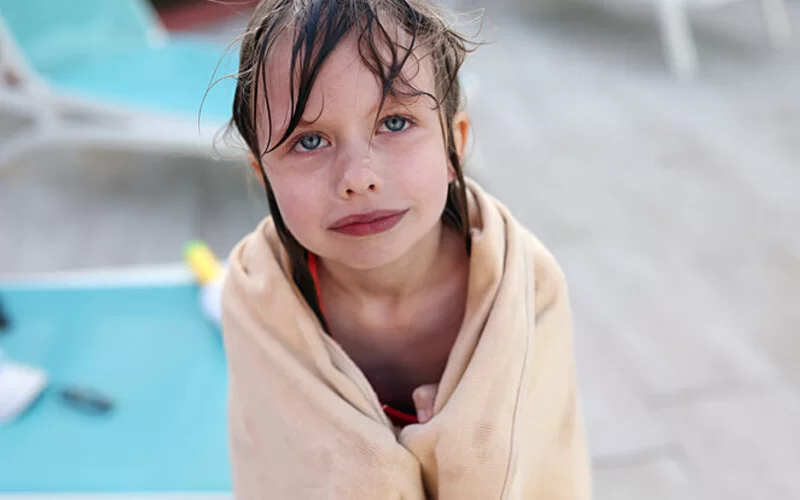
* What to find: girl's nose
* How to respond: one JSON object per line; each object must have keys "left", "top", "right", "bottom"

{"left": 336, "top": 151, "right": 383, "bottom": 199}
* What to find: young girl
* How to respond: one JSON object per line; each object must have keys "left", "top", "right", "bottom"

{"left": 221, "top": 0, "right": 591, "bottom": 498}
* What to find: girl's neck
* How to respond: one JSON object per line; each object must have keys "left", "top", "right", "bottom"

{"left": 319, "top": 222, "right": 461, "bottom": 303}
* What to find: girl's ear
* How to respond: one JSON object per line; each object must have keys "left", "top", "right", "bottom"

{"left": 248, "top": 153, "right": 260, "bottom": 174}
{"left": 449, "top": 111, "right": 470, "bottom": 182}
{"left": 452, "top": 110, "right": 471, "bottom": 163}
{"left": 248, "top": 153, "right": 265, "bottom": 186}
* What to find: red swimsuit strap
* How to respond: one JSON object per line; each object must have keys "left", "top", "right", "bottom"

{"left": 307, "top": 252, "right": 325, "bottom": 317}
{"left": 306, "top": 253, "right": 418, "bottom": 426}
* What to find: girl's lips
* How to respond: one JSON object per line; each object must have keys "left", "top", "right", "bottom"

{"left": 329, "top": 209, "right": 409, "bottom": 237}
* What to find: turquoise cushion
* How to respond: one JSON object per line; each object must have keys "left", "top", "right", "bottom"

{"left": 1, "top": 0, "right": 238, "bottom": 126}
{"left": 0, "top": 282, "right": 230, "bottom": 492}
{"left": 48, "top": 37, "right": 239, "bottom": 127}
{"left": 0, "top": 0, "right": 157, "bottom": 73}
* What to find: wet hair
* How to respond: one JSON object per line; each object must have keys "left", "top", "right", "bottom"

{"left": 231, "top": 0, "right": 476, "bottom": 327}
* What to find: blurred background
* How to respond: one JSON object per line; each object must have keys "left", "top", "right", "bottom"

{"left": 1, "top": 0, "right": 799, "bottom": 498}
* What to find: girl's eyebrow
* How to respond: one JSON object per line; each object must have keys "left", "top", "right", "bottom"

{"left": 363, "top": 93, "right": 427, "bottom": 120}
{"left": 274, "top": 92, "right": 425, "bottom": 139}
{"left": 273, "top": 114, "right": 321, "bottom": 140}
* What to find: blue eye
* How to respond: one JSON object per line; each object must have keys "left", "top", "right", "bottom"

{"left": 383, "top": 116, "right": 409, "bottom": 133}
{"left": 294, "top": 134, "right": 327, "bottom": 152}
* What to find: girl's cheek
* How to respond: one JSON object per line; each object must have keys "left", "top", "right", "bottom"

{"left": 270, "top": 175, "right": 323, "bottom": 239}
{"left": 395, "top": 145, "right": 449, "bottom": 188}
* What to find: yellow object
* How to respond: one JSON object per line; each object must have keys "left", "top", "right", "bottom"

{"left": 183, "top": 240, "right": 223, "bottom": 285}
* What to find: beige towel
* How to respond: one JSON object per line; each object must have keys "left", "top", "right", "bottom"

{"left": 222, "top": 179, "right": 592, "bottom": 499}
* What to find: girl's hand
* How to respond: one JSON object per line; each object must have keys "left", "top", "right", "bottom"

{"left": 412, "top": 384, "right": 438, "bottom": 424}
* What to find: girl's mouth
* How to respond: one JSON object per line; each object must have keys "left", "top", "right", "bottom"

{"left": 329, "top": 209, "right": 409, "bottom": 237}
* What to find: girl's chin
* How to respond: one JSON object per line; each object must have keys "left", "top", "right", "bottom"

{"left": 322, "top": 244, "right": 411, "bottom": 271}
{"left": 307, "top": 216, "right": 442, "bottom": 270}
{"left": 312, "top": 231, "right": 419, "bottom": 271}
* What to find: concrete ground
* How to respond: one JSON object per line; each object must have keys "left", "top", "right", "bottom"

{"left": 2, "top": 1, "right": 800, "bottom": 498}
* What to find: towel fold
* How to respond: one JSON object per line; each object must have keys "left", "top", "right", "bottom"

{"left": 222, "top": 179, "right": 592, "bottom": 499}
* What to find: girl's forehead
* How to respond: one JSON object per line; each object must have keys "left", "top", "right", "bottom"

{"left": 263, "top": 29, "right": 366, "bottom": 98}
{"left": 256, "top": 27, "right": 436, "bottom": 131}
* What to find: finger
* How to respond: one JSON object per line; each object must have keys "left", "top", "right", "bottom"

{"left": 412, "top": 383, "right": 438, "bottom": 423}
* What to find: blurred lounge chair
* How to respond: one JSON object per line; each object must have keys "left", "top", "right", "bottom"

{"left": 655, "top": 0, "right": 793, "bottom": 79}
{"left": 0, "top": 0, "right": 241, "bottom": 168}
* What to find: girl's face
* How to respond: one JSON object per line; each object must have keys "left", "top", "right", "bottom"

{"left": 257, "top": 30, "right": 467, "bottom": 270}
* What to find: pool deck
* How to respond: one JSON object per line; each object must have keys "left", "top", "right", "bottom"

{"left": 2, "top": 1, "right": 800, "bottom": 498}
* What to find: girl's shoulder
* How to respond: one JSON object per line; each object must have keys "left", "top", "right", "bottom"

{"left": 221, "top": 216, "right": 291, "bottom": 318}
{"left": 465, "top": 177, "right": 569, "bottom": 318}
{"left": 525, "top": 230, "right": 569, "bottom": 319}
